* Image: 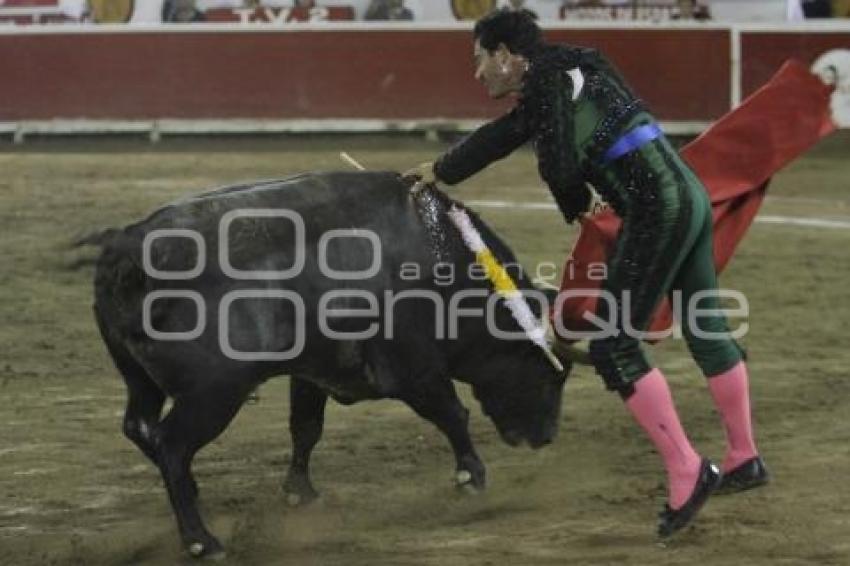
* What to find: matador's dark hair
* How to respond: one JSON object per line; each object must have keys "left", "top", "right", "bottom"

{"left": 473, "top": 8, "right": 543, "bottom": 58}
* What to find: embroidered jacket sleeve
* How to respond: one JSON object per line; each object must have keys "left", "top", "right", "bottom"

{"left": 433, "top": 108, "right": 531, "bottom": 185}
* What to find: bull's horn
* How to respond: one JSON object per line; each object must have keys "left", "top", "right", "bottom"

{"left": 541, "top": 346, "right": 565, "bottom": 373}
{"left": 551, "top": 338, "right": 593, "bottom": 366}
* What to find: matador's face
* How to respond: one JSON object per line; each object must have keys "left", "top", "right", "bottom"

{"left": 473, "top": 40, "right": 527, "bottom": 99}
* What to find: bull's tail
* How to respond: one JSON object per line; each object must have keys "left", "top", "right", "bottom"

{"left": 71, "top": 227, "right": 121, "bottom": 249}
{"left": 65, "top": 228, "right": 123, "bottom": 270}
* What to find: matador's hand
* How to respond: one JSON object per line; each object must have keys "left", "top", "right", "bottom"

{"left": 402, "top": 162, "right": 437, "bottom": 185}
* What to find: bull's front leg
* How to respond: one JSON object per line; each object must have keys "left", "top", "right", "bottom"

{"left": 401, "top": 378, "right": 486, "bottom": 491}
{"left": 283, "top": 376, "right": 328, "bottom": 506}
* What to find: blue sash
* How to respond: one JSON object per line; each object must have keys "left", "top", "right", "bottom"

{"left": 602, "top": 122, "right": 663, "bottom": 163}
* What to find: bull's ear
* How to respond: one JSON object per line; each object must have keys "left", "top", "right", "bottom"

{"left": 552, "top": 339, "right": 593, "bottom": 367}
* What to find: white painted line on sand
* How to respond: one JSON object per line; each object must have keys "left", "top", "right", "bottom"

{"left": 756, "top": 216, "right": 850, "bottom": 230}
{"left": 767, "top": 196, "right": 849, "bottom": 207}
{"left": 469, "top": 189, "right": 850, "bottom": 208}
{"left": 464, "top": 200, "right": 850, "bottom": 230}
{"left": 467, "top": 200, "right": 557, "bottom": 210}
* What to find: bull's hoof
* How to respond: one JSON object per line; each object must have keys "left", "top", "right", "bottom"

{"left": 282, "top": 474, "right": 319, "bottom": 507}
{"left": 454, "top": 469, "right": 485, "bottom": 493}
{"left": 284, "top": 488, "right": 320, "bottom": 507}
{"left": 455, "top": 470, "right": 473, "bottom": 485}
{"left": 185, "top": 536, "right": 225, "bottom": 560}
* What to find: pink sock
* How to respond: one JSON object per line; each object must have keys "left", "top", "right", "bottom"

{"left": 625, "top": 368, "right": 702, "bottom": 509}
{"left": 707, "top": 361, "right": 758, "bottom": 472}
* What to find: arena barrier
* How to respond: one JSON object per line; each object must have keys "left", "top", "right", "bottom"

{"left": 0, "top": 21, "right": 848, "bottom": 141}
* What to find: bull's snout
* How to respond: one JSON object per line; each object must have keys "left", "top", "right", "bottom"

{"left": 528, "top": 419, "right": 559, "bottom": 449}
{"left": 529, "top": 431, "right": 555, "bottom": 449}
{"left": 499, "top": 421, "right": 558, "bottom": 448}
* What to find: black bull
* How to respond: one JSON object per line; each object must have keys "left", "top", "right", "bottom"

{"left": 92, "top": 172, "right": 568, "bottom": 558}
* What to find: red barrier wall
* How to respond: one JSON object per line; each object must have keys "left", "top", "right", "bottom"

{"left": 545, "top": 28, "right": 729, "bottom": 120}
{"left": 1, "top": 31, "right": 478, "bottom": 120}
{"left": 0, "top": 25, "right": 846, "bottom": 128}
{"left": 0, "top": 27, "right": 728, "bottom": 123}
{"left": 741, "top": 32, "right": 850, "bottom": 98}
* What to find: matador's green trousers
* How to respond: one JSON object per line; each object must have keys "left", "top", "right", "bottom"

{"left": 587, "top": 134, "right": 745, "bottom": 391}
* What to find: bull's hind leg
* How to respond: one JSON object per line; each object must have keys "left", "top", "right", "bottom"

{"left": 282, "top": 376, "right": 328, "bottom": 506}
{"left": 401, "top": 378, "right": 486, "bottom": 491}
{"left": 97, "top": 326, "right": 165, "bottom": 467}
{"left": 154, "top": 380, "right": 249, "bottom": 559}
{"left": 123, "top": 366, "right": 166, "bottom": 467}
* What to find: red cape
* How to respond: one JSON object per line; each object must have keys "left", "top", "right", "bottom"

{"left": 556, "top": 60, "right": 836, "bottom": 338}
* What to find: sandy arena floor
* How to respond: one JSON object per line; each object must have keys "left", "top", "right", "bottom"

{"left": 1, "top": 134, "right": 848, "bottom": 565}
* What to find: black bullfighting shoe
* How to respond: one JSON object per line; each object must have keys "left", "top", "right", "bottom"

{"left": 657, "top": 459, "right": 722, "bottom": 538}
{"left": 716, "top": 456, "right": 769, "bottom": 495}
